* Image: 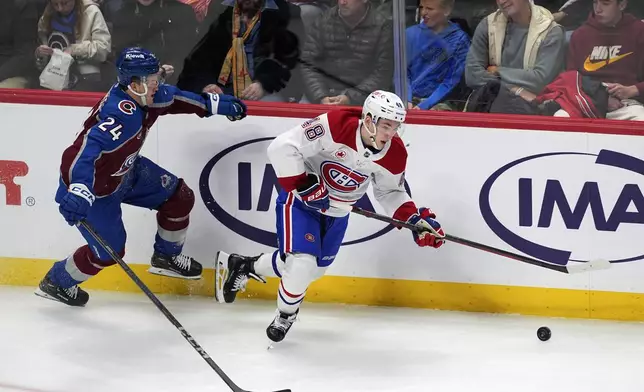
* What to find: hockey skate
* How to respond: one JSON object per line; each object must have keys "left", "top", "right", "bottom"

{"left": 266, "top": 309, "right": 299, "bottom": 343}
{"left": 34, "top": 275, "right": 89, "bottom": 307}
{"left": 215, "top": 251, "right": 266, "bottom": 304}
{"left": 148, "top": 251, "right": 202, "bottom": 280}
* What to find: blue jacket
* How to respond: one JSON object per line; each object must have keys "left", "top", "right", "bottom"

{"left": 406, "top": 22, "right": 470, "bottom": 110}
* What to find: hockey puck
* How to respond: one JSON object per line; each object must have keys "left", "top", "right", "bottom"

{"left": 537, "top": 326, "right": 551, "bottom": 341}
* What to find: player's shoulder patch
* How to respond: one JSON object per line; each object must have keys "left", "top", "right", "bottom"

{"left": 300, "top": 116, "right": 321, "bottom": 129}
{"left": 117, "top": 99, "right": 137, "bottom": 115}
{"left": 326, "top": 109, "right": 361, "bottom": 151}
{"left": 374, "top": 135, "right": 408, "bottom": 175}
{"left": 302, "top": 117, "right": 326, "bottom": 141}
{"left": 100, "top": 92, "right": 138, "bottom": 120}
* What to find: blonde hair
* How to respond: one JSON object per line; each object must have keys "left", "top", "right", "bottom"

{"left": 420, "top": 0, "right": 455, "bottom": 10}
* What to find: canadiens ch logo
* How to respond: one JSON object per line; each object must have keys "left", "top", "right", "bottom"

{"left": 112, "top": 151, "right": 139, "bottom": 177}
{"left": 320, "top": 161, "right": 368, "bottom": 193}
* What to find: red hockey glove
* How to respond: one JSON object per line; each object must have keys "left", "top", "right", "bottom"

{"left": 407, "top": 208, "right": 445, "bottom": 248}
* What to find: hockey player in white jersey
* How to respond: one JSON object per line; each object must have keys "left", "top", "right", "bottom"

{"left": 215, "top": 90, "right": 445, "bottom": 342}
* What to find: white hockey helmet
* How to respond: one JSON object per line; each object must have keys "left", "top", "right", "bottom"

{"left": 362, "top": 90, "right": 406, "bottom": 126}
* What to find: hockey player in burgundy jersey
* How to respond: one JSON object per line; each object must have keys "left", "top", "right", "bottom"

{"left": 35, "top": 47, "right": 247, "bottom": 307}
{"left": 215, "top": 90, "right": 445, "bottom": 342}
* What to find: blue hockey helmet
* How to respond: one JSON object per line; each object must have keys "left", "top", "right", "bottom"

{"left": 116, "top": 47, "right": 160, "bottom": 86}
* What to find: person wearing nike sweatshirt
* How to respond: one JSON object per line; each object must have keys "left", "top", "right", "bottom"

{"left": 405, "top": 0, "right": 470, "bottom": 111}
{"left": 563, "top": 0, "right": 644, "bottom": 120}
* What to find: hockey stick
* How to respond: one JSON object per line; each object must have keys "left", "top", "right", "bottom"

{"left": 340, "top": 206, "right": 610, "bottom": 274}
{"left": 78, "top": 221, "right": 291, "bottom": 392}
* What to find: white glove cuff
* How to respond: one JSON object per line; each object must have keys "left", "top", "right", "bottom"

{"left": 207, "top": 92, "right": 220, "bottom": 115}
{"left": 69, "top": 183, "right": 95, "bottom": 206}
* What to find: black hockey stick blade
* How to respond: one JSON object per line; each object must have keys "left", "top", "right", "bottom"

{"left": 78, "top": 221, "right": 292, "bottom": 392}
{"left": 232, "top": 387, "right": 292, "bottom": 392}
{"left": 346, "top": 206, "right": 611, "bottom": 274}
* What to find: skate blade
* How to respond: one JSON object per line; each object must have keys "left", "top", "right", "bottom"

{"left": 214, "top": 251, "right": 230, "bottom": 304}
{"left": 147, "top": 267, "right": 202, "bottom": 280}
{"left": 34, "top": 288, "right": 85, "bottom": 307}
{"left": 34, "top": 288, "right": 59, "bottom": 302}
{"left": 267, "top": 340, "right": 281, "bottom": 350}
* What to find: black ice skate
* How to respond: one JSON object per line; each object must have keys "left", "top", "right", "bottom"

{"left": 34, "top": 275, "right": 89, "bottom": 307}
{"left": 266, "top": 310, "right": 299, "bottom": 343}
{"left": 215, "top": 251, "right": 266, "bottom": 304}
{"left": 148, "top": 251, "right": 202, "bottom": 280}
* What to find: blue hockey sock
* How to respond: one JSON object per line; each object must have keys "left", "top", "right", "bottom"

{"left": 47, "top": 259, "right": 83, "bottom": 289}
{"left": 153, "top": 233, "right": 183, "bottom": 257}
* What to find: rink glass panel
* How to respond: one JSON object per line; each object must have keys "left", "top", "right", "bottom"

{"left": 0, "top": 0, "right": 642, "bottom": 122}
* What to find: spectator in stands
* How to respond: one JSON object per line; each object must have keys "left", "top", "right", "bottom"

{"left": 94, "top": 0, "right": 123, "bottom": 32}
{"left": 174, "top": 0, "right": 226, "bottom": 40}
{"left": 35, "top": 0, "right": 111, "bottom": 91}
{"left": 0, "top": 0, "right": 46, "bottom": 88}
{"left": 554, "top": 0, "right": 644, "bottom": 31}
{"left": 287, "top": 0, "right": 328, "bottom": 33}
{"left": 176, "top": 0, "right": 300, "bottom": 102}
{"left": 110, "top": 0, "right": 198, "bottom": 85}
{"left": 558, "top": 0, "right": 644, "bottom": 120}
{"left": 177, "top": 0, "right": 209, "bottom": 22}
{"left": 300, "top": 0, "right": 394, "bottom": 105}
{"left": 464, "top": 0, "right": 565, "bottom": 111}
{"left": 406, "top": 0, "right": 470, "bottom": 110}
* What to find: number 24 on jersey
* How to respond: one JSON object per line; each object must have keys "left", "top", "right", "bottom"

{"left": 98, "top": 117, "right": 123, "bottom": 141}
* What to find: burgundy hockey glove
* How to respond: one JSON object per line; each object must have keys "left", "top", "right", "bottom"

{"left": 296, "top": 173, "right": 329, "bottom": 212}
{"left": 407, "top": 208, "right": 445, "bottom": 248}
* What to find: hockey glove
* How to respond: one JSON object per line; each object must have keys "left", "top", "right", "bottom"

{"left": 296, "top": 173, "right": 329, "bottom": 212}
{"left": 59, "top": 183, "right": 95, "bottom": 226}
{"left": 205, "top": 92, "right": 247, "bottom": 121}
{"left": 408, "top": 208, "right": 445, "bottom": 248}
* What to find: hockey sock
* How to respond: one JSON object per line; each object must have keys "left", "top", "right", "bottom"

{"left": 49, "top": 245, "right": 118, "bottom": 288}
{"left": 278, "top": 280, "right": 305, "bottom": 315}
{"left": 253, "top": 250, "right": 284, "bottom": 278}
{"left": 154, "top": 179, "right": 193, "bottom": 256}
{"left": 48, "top": 258, "right": 83, "bottom": 289}
{"left": 276, "top": 253, "right": 320, "bottom": 314}
{"left": 153, "top": 232, "right": 185, "bottom": 256}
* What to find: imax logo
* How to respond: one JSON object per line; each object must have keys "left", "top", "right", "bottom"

{"left": 518, "top": 178, "right": 643, "bottom": 232}
{"left": 237, "top": 162, "right": 279, "bottom": 212}
{"left": 480, "top": 150, "right": 644, "bottom": 265}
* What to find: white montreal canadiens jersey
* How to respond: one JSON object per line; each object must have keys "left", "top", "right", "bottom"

{"left": 267, "top": 109, "right": 417, "bottom": 219}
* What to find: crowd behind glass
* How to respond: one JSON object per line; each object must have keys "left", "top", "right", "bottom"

{"left": 1, "top": 0, "right": 643, "bottom": 120}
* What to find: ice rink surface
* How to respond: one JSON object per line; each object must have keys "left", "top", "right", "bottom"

{"left": 1, "top": 285, "right": 643, "bottom": 392}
